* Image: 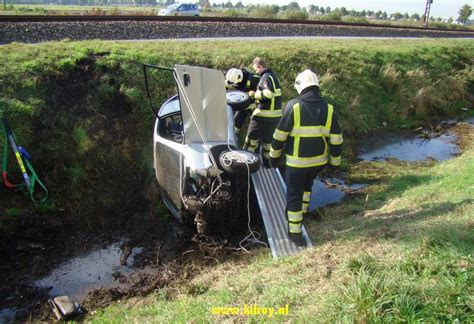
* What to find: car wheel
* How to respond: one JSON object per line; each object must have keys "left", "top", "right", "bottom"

{"left": 226, "top": 90, "right": 252, "bottom": 111}
{"left": 219, "top": 150, "right": 261, "bottom": 175}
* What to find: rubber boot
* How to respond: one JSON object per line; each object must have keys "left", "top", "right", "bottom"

{"left": 287, "top": 218, "right": 305, "bottom": 247}
{"left": 288, "top": 232, "right": 305, "bottom": 247}
{"left": 262, "top": 157, "right": 271, "bottom": 169}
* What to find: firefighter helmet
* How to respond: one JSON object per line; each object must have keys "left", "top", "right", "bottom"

{"left": 225, "top": 68, "right": 243, "bottom": 87}
{"left": 294, "top": 69, "right": 319, "bottom": 94}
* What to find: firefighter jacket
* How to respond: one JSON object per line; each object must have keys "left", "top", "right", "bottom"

{"left": 234, "top": 69, "right": 260, "bottom": 92}
{"left": 270, "top": 87, "right": 343, "bottom": 168}
{"left": 252, "top": 69, "right": 282, "bottom": 118}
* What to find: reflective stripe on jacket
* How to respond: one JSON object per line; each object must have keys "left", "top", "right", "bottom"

{"left": 270, "top": 87, "right": 343, "bottom": 168}
{"left": 252, "top": 69, "right": 282, "bottom": 118}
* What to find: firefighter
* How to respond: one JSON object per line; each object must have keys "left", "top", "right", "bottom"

{"left": 243, "top": 57, "right": 282, "bottom": 167}
{"left": 269, "top": 69, "right": 343, "bottom": 246}
{"left": 225, "top": 68, "right": 260, "bottom": 134}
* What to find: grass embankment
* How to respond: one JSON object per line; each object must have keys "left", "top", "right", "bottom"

{"left": 0, "top": 4, "right": 162, "bottom": 15}
{"left": 93, "top": 131, "right": 474, "bottom": 322}
{"left": 1, "top": 39, "right": 472, "bottom": 222}
{"left": 0, "top": 39, "right": 473, "bottom": 319}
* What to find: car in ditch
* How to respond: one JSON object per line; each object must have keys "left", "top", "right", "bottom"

{"left": 149, "top": 65, "right": 260, "bottom": 235}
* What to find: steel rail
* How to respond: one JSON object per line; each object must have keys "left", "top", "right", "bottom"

{"left": 1, "top": 15, "right": 473, "bottom": 33}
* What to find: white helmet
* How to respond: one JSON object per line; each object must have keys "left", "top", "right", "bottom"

{"left": 225, "top": 68, "right": 243, "bottom": 87}
{"left": 294, "top": 69, "right": 319, "bottom": 94}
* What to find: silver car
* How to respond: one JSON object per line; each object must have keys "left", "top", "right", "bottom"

{"left": 157, "top": 3, "right": 200, "bottom": 17}
{"left": 151, "top": 65, "right": 260, "bottom": 235}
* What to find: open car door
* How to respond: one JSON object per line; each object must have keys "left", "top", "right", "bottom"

{"left": 174, "top": 65, "right": 229, "bottom": 144}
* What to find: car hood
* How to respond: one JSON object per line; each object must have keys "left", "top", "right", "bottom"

{"left": 174, "top": 65, "right": 229, "bottom": 145}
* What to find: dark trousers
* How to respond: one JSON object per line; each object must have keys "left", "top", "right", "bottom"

{"left": 243, "top": 116, "right": 279, "bottom": 165}
{"left": 234, "top": 109, "right": 251, "bottom": 130}
{"left": 285, "top": 166, "right": 324, "bottom": 233}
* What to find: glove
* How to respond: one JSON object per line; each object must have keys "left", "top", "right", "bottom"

{"left": 269, "top": 158, "right": 280, "bottom": 169}
{"left": 247, "top": 90, "right": 255, "bottom": 99}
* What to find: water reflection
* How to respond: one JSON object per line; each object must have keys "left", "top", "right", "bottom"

{"left": 359, "top": 134, "right": 459, "bottom": 162}
{"left": 35, "top": 242, "right": 142, "bottom": 301}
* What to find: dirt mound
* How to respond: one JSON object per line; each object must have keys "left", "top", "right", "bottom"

{"left": 0, "top": 53, "right": 161, "bottom": 320}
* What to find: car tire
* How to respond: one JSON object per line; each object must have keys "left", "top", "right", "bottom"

{"left": 226, "top": 90, "right": 252, "bottom": 111}
{"left": 219, "top": 150, "right": 261, "bottom": 175}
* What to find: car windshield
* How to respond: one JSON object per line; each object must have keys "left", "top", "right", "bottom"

{"left": 159, "top": 96, "right": 180, "bottom": 117}
{"left": 166, "top": 3, "right": 180, "bottom": 10}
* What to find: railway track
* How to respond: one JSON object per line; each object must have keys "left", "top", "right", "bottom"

{"left": 1, "top": 15, "right": 473, "bottom": 34}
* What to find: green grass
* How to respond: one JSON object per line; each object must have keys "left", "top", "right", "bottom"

{"left": 0, "top": 40, "right": 472, "bottom": 320}
{"left": 5, "top": 208, "right": 24, "bottom": 217}
{"left": 0, "top": 4, "right": 164, "bottom": 15}
{"left": 7, "top": 4, "right": 158, "bottom": 11}
{"left": 91, "top": 132, "right": 474, "bottom": 322}
{"left": 1, "top": 38, "right": 473, "bottom": 130}
{"left": 0, "top": 38, "right": 472, "bottom": 229}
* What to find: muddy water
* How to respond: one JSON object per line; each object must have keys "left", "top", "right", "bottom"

{"left": 0, "top": 307, "right": 17, "bottom": 322}
{"left": 35, "top": 242, "right": 142, "bottom": 301}
{"left": 309, "top": 178, "right": 367, "bottom": 211}
{"left": 441, "top": 116, "right": 474, "bottom": 126}
{"left": 279, "top": 168, "right": 366, "bottom": 210}
{"left": 359, "top": 134, "right": 459, "bottom": 162}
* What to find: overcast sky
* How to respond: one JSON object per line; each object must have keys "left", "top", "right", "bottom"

{"left": 235, "top": 0, "right": 473, "bottom": 20}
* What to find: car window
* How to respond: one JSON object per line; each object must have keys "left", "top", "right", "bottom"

{"left": 163, "top": 114, "right": 183, "bottom": 143}
{"left": 190, "top": 4, "right": 196, "bottom": 10}
{"left": 167, "top": 3, "right": 179, "bottom": 10}
{"left": 158, "top": 96, "right": 180, "bottom": 117}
